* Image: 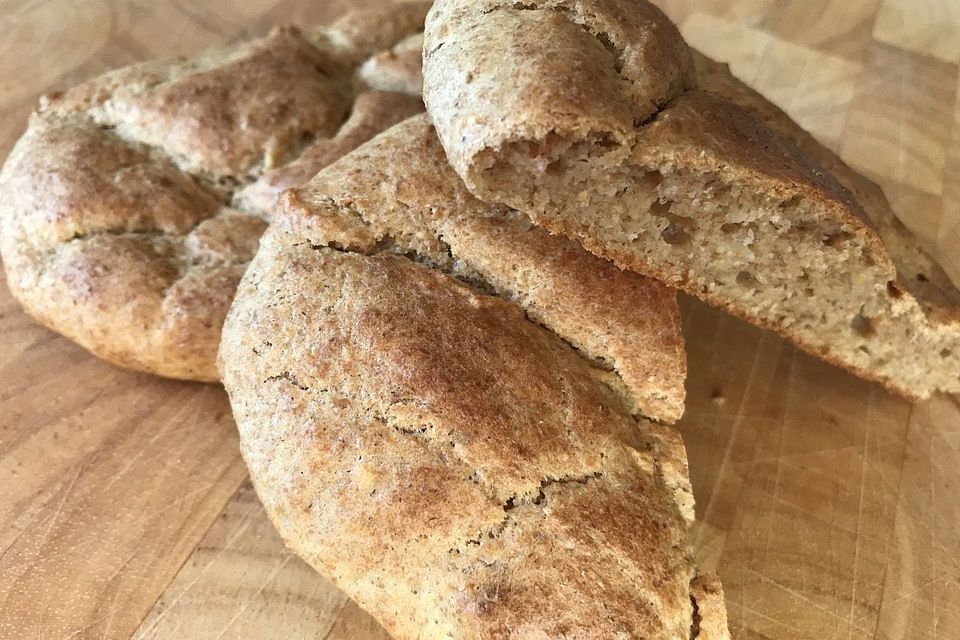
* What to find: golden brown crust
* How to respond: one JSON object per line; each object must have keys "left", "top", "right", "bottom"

{"left": 322, "top": 1, "right": 432, "bottom": 63}
{"left": 282, "top": 114, "right": 687, "bottom": 423}
{"left": 45, "top": 26, "right": 355, "bottom": 180}
{"left": 0, "top": 4, "right": 428, "bottom": 381}
{"left": 0, "top": 117, "right": 256, "bottom": 379}
{"left": 423, "top": 0, "right": 695, "bottom": 184}
{"left": 219, "top": 233, "right": 723, "bottom": 639}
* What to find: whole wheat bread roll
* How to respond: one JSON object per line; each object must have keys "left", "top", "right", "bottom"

{"left": 0, "top": 1, "right": 430, "bottom": 381}
{"left": 422, "top": 0, "right": 960, "bottom": 401}
{"left": 219, "top": 227, "right": 728, "bottom": 639}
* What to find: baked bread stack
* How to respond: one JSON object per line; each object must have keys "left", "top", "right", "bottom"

{"left": 1, "top": 2, "right": 729, "bottom": 635}
{"left": 216, "top": 29, "right": 729, "bottom": 630}
{"left": 7, "top": 0, "right": 957, "bottom": 637}
{"left": 423, "top": 0, "right": 960, "bottom": 401}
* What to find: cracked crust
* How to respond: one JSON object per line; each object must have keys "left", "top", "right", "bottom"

{"left": 424, "top": 0, "right": 694, "bottom": 183}
{"left": 280, "top": 114, "right": 687, "bottom": 423}
{"left": 0, "top": 2, "right": 430, "bottom": 381}
{"left": 219, "top": 231, "right": 725, "bottom": 638}
{"left": 422, "top": 0, "right": 960, "bottom": 400}
{"left": 689, "top": 574, "right": 730, "bottom": 640}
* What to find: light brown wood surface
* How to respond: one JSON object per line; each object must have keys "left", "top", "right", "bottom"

{"left": 0, "top": 1, "right": 957, "bottom": 639}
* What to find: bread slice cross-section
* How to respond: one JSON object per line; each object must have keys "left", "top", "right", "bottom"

{"left": 422, "top": 0, "right": 960, "bottom": 400}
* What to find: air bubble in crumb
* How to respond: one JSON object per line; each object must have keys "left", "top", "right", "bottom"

{"left": 736, "top": 271, "right": 757, "bottom": 288}
{"left": 661, "top": 224, "right": 691, "bottom": 246}
{"left": 851, "top": 314, "right": 876, "bottom": 339}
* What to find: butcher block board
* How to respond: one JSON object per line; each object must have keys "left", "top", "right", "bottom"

{"left": 1, "top": 1, "right": 959, "bottom": 639}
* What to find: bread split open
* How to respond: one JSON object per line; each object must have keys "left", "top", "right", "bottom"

{"left": 423, "top": 0, "right": 960, "bottom": 400}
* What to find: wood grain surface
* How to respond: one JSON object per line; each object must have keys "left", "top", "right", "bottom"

{"left": 0, "top": 1, "right": 958, "bottom": 639}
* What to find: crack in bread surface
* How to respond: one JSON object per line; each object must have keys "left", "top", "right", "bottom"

{"left": 221, "top": 237, "right": 700, "bottom": 638}
{"left": 479, "top": 2, "right": 626, "bottom": 73}
{"left": 281, "top": 114, "right": 687, "bottom": 424}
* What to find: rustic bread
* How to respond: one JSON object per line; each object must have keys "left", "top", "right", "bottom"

{"left": 0, "top": 1, "right": 430, "bottom": 381}
{"left": 281, "top": 114, "right": 686, "bottom": 423}
{"left": 219, "top": 224, "right": 728, "bottom": 638}
{"left": 423, "top": 0, "right": 960, "bottom": 400}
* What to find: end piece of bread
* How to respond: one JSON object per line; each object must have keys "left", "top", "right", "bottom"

{"left": 280, "top": 114, "right": 687, "bottom": 423}
{"left": 219, "top": 228, "right": 728, "bottom": 639}
{"left": 422, "top": 0, "right": 960, "bottom": 400}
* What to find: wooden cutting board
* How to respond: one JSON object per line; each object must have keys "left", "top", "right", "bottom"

{"left": 1, "top": 1, "right": 958, "bottom": 639}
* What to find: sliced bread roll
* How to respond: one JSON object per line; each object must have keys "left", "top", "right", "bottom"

{"left": 422, "top": 0, "right": 960, "bottom": 400}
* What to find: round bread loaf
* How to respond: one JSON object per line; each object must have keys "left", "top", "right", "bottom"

{"left": 0, "top": 1, "right": 430, "bottom": 381}
{"left": 219, "top": 102, "right": 727, "bottom": 637}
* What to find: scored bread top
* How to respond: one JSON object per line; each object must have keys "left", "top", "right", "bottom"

{"left": 42, "top": 26, "right": 355, "bottom": 179}
{"left": 219, "top": 232, "right": 726, "bottom": 638}
{"left": 0, "top": 2, "right": 430, "bottom": 381}
{"left": 281, "top": 114, "right": 687, "bottom": 423}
